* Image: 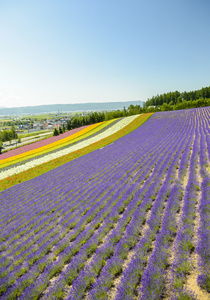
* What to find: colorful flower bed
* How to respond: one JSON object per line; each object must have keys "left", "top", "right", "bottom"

{"left": 0, "top": 114, "right": 142, "bottom": 184}
{"left": 0, "top": 114, "right": 151, "bottom": 191}
{"left": 0, "top": 126, "right": 89, "bottom": 160}
{"left": 0, "top": 108, "right": 209, "bottom": 300}
{"left": 0, "top": 122, "right": 104, "bottom": 166}
{"left": 0, "top": 118, "right": 129, "bottom": 170}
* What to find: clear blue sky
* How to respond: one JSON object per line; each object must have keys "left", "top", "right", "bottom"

{"left": 0, "top": 0, "right": 210, "bottom": 107}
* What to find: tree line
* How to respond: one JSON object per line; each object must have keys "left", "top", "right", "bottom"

{"left": 158, "top": 97, "right": 210, "bottom": 111}
{"left": 145, "top": 86, "right": 210, "bottom": 107}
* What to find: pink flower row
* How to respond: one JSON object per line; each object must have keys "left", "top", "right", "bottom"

{"left": 0, "top": 126, "right": 89, "bottom": 160}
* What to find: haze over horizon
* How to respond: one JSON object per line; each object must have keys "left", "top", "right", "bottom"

{"left": 0, "top": 99, "right": 144, "bottom": 109}
{"left": 0, "top": 0, "right": 210, "bottom": 108}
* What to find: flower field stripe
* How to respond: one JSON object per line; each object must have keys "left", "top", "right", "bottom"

{"left": 0, "top": 118, "right": 121, "bottom": 169}
{"left": 0, "top": 126, "right": 91, "bottom": 160}
{"left": 0, "top": 118, "right": 120, "bottom": 172}
{"left": 0, "top": 113, "right": 152, "bottom": 192}
{"left": 0, "top": 117, "right": 128, "bottom": 171}
{"left": 0, "top": 108, "right": 209, "bottom": 299}
{"left": 0, "top": 121, "right": 105, "bottom": 167}
{"left": 0, "top": 115, "right": 137, "bottom": 176}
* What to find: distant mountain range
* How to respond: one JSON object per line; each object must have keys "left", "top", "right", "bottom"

{"left": 0, "top": 101, "right": 144, "bottom": 115}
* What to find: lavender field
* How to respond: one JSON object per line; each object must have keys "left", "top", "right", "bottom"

{"left": 0, "top": 107, "right": 209, "bottom": 300}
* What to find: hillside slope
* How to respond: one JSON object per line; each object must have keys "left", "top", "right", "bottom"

{"left": 0, "top": 108, "right": 209, "bottom": 299}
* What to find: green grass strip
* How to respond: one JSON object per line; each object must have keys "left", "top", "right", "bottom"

{"left": 0, "top": 113, "right": 153, "bottom": 192}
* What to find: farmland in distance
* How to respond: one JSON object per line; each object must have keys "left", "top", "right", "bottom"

{"left": 0, "top": 107, "right": 209, "bottom": 300}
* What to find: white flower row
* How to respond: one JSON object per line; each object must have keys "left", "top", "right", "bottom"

{"left": 0, "top": 115, "right": 139, "bottom": 180}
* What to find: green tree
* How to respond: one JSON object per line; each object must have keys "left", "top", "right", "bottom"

{"left": 53, "top": 128, "right": 59, "bottom": 136}
{"left": 11, "top": 126, "right": 16, "bottom": 139}
{"left": 66, "top": 120, "right": 72, "bottom": 131}
{"left": 72, "top": 118, "right": 79, "bottom": 129}
{"left": 2, "top": 130, "right": 10, "bottom": 142}
{"left": 162, "top": 103, "right": 172, "bottom": 111}
{"left": 59, "top": 126, "right": 63, "bottom": 134}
